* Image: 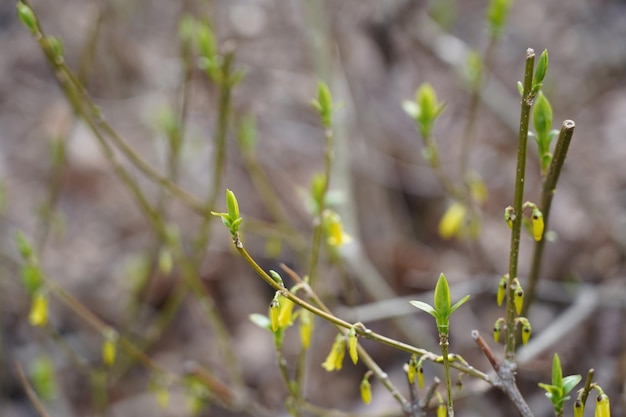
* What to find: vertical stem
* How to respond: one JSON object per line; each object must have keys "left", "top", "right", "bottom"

{"left": 193, "top": 47, "right": 235, "bottom": 258}
{"left": 440, "top": 334, "right": 454, "bottom": 417}
{"left": 308, "top": 127, "right": 333, "bottom": 288}
{"left": 505, "top": 48, "right": 535, "bottom": 362}
{"left": 523, "top": 120, "right": 575, "bottom": 315}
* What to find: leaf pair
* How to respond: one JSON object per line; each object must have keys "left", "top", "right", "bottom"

{"left": 410, "top": 273, "right": 470, "bottom": 336}
{"left": 538, "top": 353, "right": 581, "bottom": 415}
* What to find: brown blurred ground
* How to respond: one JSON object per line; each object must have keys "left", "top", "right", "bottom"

{"left": 1, "top": 1, "right": 626, "bottom": 416}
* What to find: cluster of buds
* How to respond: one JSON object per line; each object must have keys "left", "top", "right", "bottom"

{"left": 504, "top": 201, "right": 544, "bottom": 242}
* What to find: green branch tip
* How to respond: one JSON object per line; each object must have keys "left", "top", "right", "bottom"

{"left": 410, "top": 273, "right": 470, "bottom": 336}
{"left": 211, "top": 189, "right": 243, "bottom": 235}
{"left": 17, "top": 2, "right": 38, "bottom": 34}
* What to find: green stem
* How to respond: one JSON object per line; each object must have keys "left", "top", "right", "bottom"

{"left": 193, "top": 48, "right": 235, "bottom": 258}
{"left": 505, "top": 49, "right": 535, "bottom": 362}
{"left": 308, "top": 127, "right": 334, "bottom": 288}
{"left": 440, "top": 335, "right": 454, "bottom": 417}
{"left": 523, "top": 120, "right": 575, "bottom": 315}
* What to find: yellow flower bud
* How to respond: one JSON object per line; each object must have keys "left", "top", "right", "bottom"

{"left": 595, "top": 394, "right": 610, "bottom": 417}
{"left": 155, "top": 385, "right": 170, "bottom": 409}
{"left": 497, "top": 274, "right": 507, "bottom": 306}
{"left": 102, "top": 328, "right": 118, "bottom": 366}
{"left": 514, "top": 287, "right": 524, "bottom": 315}
{"left": 360, "top": 377, "right": 372, "bottom": 404}
{"left": 29, "top": 292, "right": 48, "bottom": 327}
{"left": 437, "top": 404, "right": 447, "bottom": 417}
{"left": 348, "top": 328, "right": 358, "bottom": 364}
{"left": 574, "top": 400, "right": 583, "bottom": 417}
{"left": 532, "top": 208, "right": 544, "bottom": 241}
{"left": 299, "top": 309, "right": 314, "bottom": 349}
{"left": 521, "top": 322, "right": 531, "bottom": 345}
{"left": 322, "top": 335, "right": 345, "bottom": 372}
{"left": 417, "top": 366, "right": 425, "bottom": 389}
{"left": 269, "top": 297, "right": 280, "bottom": 332}
{"left": 504, "top": 206, "right": 515, "bottom": 229}
{"left": 325, "top": 211, "right": 352, "bottom": 247}
{"left": 102, "top": 339, "right": 117, "bottom": 367}
{"left": 493, "top": 320, "right": 501, "bottom": 343}
{"left": 439, "top": 202, "right": 466, "bottom": 239}
{"left": 407, "top": 356, "right": 418, "bottom": 384}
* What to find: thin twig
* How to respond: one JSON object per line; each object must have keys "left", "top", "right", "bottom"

{"left": 505, "top": 49, "right": 536, "bottom": 362}
{"left": 523, "top": 120, "right": 575, "bottom": 315}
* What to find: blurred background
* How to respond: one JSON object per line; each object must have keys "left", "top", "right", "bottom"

{"left": 1, "top": 0, "right": 626, "bottom": 416}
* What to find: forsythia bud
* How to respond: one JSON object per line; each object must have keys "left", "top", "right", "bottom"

{"left": 595, "top": 394, "right": 610, "bottom": 417}
{"left": 360, "top": 376, "right": 372, "bottom": 405}
{"left": 497, "top": 274, "right": 507, "bottom": 306}
{"left": 574, "top": 400, "right": 583, "bottom": 417}
{"left": 407, "top": 355, "right": 418, "bottom": 384}
{"left": 531, "top": 208, "right": 544, "bottom": 241}
{"left": 102, "top": 339, "right": 117, "bottom": 367}
{"left": 299, "top": 309, "right": 314, "bottom": 349}
{"left": 521, "top": 321, "right": 532, "bottom": 345}
{"left": 348, "top": 327, "right": 358, "bottom": 365}
{"left": 29, "top": 291, "right": 48, "bottom": 327}
{"left": 321, "top": 335, "right": 346, "bottom": 372}
{"left": 439, "top": 202, "right": 467, "bottom": 239}
{"left": 514, "top": 286, "right": 524, "bottom": 315}
{"left": 493, "top": 319, "right": 502, "bottom": 343}
{"left": 437, "top": 404, "right": 447, "bottom": 417}
{"left": 417, "top": 366, "right": 425, "bottom": 389}
{"left": 269, "top": 296, "right": 280, "bottom": 332}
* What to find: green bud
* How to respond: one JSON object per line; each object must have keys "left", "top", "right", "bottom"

{"left": 21, "top": 264, "right": 43, "bottom": 295}
{"left": 486, "top": 0, "right": 512, "bottom": 38}
{"left": 533, "top": 92, "right": 553, "bottom": 142}
{"left": 414, "top": 83, "right": 445, "bottom": 138}
{"left": 47, "top": 36, "right": 64, "bottom": 62}
{"left": 269, "top": 270, "right": 284, "bottom": 286}
{"left": 434, "top": 272, "right": 451, "bottom": 318}
{"left": 533, "top": 49, "right": 549, "bottom": 87}
{"left": 17, "top": 2, "right": 38, "bottom": 35}
{"left": 16, "top": 231, "right": 34, "bottom": 261}
{"left": 196, "top": 22, "right": 216, "bottom": 60}
{"left": 226, "top": 189, "right": 240, "bottom": 221}
{"left": 311, "top": 81, "right": 334, "bottom": 128}
{"left": 310, "top": 172, "right": 327, "bottom": 212}
{"left": 517, "top": 81, "right": 524, "bottom": 97}
{"left": 29, "top": 356, "right": 57, "bottom": 401}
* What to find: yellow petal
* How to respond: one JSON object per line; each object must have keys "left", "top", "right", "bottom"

{"left": 299, "top": 309, "right": 314, "bottom": 349}
{"left": 277, "top": 297, "right": 294, "bottom": 328}
{"left": 439, "top": 202, "right": 466, "bottom": 239}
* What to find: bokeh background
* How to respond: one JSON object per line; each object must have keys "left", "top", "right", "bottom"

{"left": 1, "top": 0, "right": 626, "bottom": 416}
